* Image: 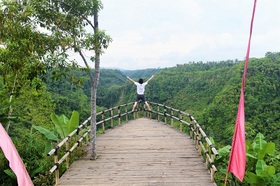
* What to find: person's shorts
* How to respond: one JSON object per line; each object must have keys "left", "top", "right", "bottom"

{"left": 135, "top": 94, "right": 146, "bottom": 102}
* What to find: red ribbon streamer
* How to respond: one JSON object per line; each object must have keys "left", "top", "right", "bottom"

{"left": 227, "top": 0, "right": 257, "bottom": 182}
{"left": 0, "top": 124, "right": 33, "bottom": 186}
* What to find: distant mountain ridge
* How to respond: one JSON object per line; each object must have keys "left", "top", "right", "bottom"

{"left": 96, "top": 52, "right": 280, "bottom": 149}
{"left": 120, "top": 68, "right": 161, "bottom": 78}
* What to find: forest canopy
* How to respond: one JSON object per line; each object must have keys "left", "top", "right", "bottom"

{"left": 1, "top": 50, "right": 279, "bottom": 185}
{"left": 1, "top": 0, "right": 278, "bottom": 185}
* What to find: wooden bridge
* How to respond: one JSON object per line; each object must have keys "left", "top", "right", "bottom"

{"left": 47, "top": 102, "right": 218, "bottom": 186}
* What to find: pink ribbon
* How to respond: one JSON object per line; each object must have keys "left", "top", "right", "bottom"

{"left": 0, "top": 124, "right": 33, "bottom": 186}
{"left": 227, "top": 0, "right": 257, "bottom": 182}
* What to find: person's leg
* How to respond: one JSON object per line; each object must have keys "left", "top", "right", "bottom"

{"left": 145, "top": 101, "right": 151, "bottom": 110}
{"left": 132, "top": 101, "right": 138, "bottom": 111}
{"left": 132, "top": 94, "right": 140, "bottom": 111}
{"left": 141, "top": 95, "right": 150, "bottom": 110}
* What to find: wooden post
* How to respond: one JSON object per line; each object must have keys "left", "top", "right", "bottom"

{"left": 125, "top": 104, "right": 128, "bottom": 122}
{"left": 66, "top": 140, "right": 69, "bottom": 169}
{"left": 180, "top": 113, "right": 182, "bottom": 132}
{"left": 164, "top": 106, "right": 167, "bottom": 124}
{"left": 102, "top": 111, "right": 105, "bottom": 133}
{"left": 197, "top": 132, "right": 202, "bottom": 155}
{"left": 196, "top": 128, "right": 200, "bottom": 150}
{"left": 211, "top": 152, "right": 215, "bottom": 171}
{"left": 85, "top": 121, "right": 89, "bottom": 143}
{"left": 111, "top": 108, "right": 113, "bottom": 128}
{"left": 118, "top": 106, "right": 121, "bottom": 125}
{"left": 211, "top": 168, "right": 215, "bottom": 182}
{"left": 224, "top": 172, "right": 229, "bottom": 185}
{"left": 189, "top": 116, "right": 194, "bottom": 139}
{"left": 210, "top": 145, "right": 215, "bottom": 172}
{"left": 171, "top": 109, "right": 174, "bottom": 127}
{"left": 54, "top": 149, "right": 59, "bottom": 185}
{"left": 157, "top": 104, "right": 160, "bottom": 122}
{"left": 149, "top": 106, "right": 152, "bottom": 119}
{"left": 189, "top": 123, "right": 193, "bottom": 139}
{"left": 76, "top": 128, "right": 79, "bottom": 142}
{"left": 75, "top": 128, "right": 80, "bottom": 153}
{"left": 205, "top": 144, "right": 210, "bottom": 169}
{"left": 192, "top": 121, "right": 196, "bottom": 138}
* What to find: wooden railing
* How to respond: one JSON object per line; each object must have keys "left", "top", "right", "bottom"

{"left": 148, "top": 102, "right": 218, "bottom": 182}
{"left": 47, "top": 102, "right": 218, "bottom": 185}
{"left": 47, "top": 102, "right": 135, "bottom": 185}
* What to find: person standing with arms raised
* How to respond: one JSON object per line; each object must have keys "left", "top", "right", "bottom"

{"left": 126, "top": 74, "right": 155, "bottom": 112}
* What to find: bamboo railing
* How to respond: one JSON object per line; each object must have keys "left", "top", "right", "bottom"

{"left": 47, "top": 102, "right": 135, "bottom": 185}
{"left": 47, "top": 102, "right": 218, "bottom": 185}
{"left": 148, "top": 102, "right": 219, "bottom": 182}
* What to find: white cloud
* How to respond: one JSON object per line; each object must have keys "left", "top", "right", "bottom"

{"left": 75, "top": 0, "right": 280, "bottom": 70}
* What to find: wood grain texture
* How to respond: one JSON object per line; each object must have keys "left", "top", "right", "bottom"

{"left": 58, "top": 118, "right": 216, "bottom": 186}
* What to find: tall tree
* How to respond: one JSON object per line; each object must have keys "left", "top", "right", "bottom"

{"left": 0, "top": 0, "right": 59, "bottom": 131}
{"left": 1, "top": 0, "right": 112, "bottom": 162}
{"left": 90, "top": 11, "right": 100, "bottom": 160}
{"left": 30, "top": 0, "right": 112, "bottom": 159}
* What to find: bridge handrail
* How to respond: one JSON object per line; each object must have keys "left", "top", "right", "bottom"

{"left": 47, "top": 102, "right": 134, "bottom": 185}
{"left": 47, "top": 102, "right": 218, "bottom": 185}
{"left": 148, "top": 101, "right": 218, "bottom": 181}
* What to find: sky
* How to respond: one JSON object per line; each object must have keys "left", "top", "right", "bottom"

{"left": 71, "top": 0, "right": 280, "bottom": 70}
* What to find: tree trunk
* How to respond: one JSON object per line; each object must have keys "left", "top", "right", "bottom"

{"left": 90, "top": 11, "right": 100, "bottom": 160}
{"left": 6, "top": 74, "right": 18, "bottom": 132}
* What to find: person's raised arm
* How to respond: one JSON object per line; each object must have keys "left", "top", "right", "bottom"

{"left": 146, "top": 74, "right": 155, "bottom": 83}
{"left": 126, "top": 76, "right": 136, "bottom": 83}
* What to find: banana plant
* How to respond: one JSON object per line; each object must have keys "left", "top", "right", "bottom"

{"left": 4, "top": 165, "right": 44, "bottom": 185}
{"left": 32, "top": 111, "right": 79, "bottom": 154}
{"left": 245, "top": 133, "right": 280, "bottom": 186}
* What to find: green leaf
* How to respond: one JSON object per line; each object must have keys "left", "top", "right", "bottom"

{"left": 255, "top": 160, "right": 275, "bottom": 178}
{"left": 253, "top": 133, "right": 267, "bottom": 154}
{"left": 271, "top": 173, "right": 280, "bottom": 186}
{"left": 261, "top": 166, "right": 275, "bottom": 178}
{"left": 68, "top": 110, "right": 79, "bottom": 133}
{"left": 245, "top": 172, "right": 259, "bottom": 184}
{"left": 258, "top": 142, "right": 275, "bottom": 159}
{"left": 44, "top": 140, "right": 53, "bottom": 156}
{"left": 246, "top": 152, "right": 257, "bottom": 159}
{"left": 218, "top": 168, "right": 228, "bottom": 175}
{"left": 257, "top": 165, "right": 275, "bottom": 178}
{"left": 217, "top": 145, "right": 231, "bottom": 157}
{"left": 51, "top": 113, "right": 69, "bottom": 138}
{"left": 30, "top": 166, "right": 44, "bottom": 177}
{"left": 256, "top": 160, "right": 267, "bottom": 176}
{"left": 4, "top": 169, "right": 16, "bottom": 180}
{"left": 209, "top": 136, "right": 215, "bottom": 145}
{"left": 32, "top": 125, "right": 59, "bottom": 141}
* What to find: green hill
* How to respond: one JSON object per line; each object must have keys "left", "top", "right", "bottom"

{"left": 1, "top": 52, "right": 279, "bottom": 185}
{"left": 101, "top": 52, "right": 280, "bottom": 149}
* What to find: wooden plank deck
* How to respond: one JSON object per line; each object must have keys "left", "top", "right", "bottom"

{"left": 58, "top": 118, "right": 216, "bottom": 186}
